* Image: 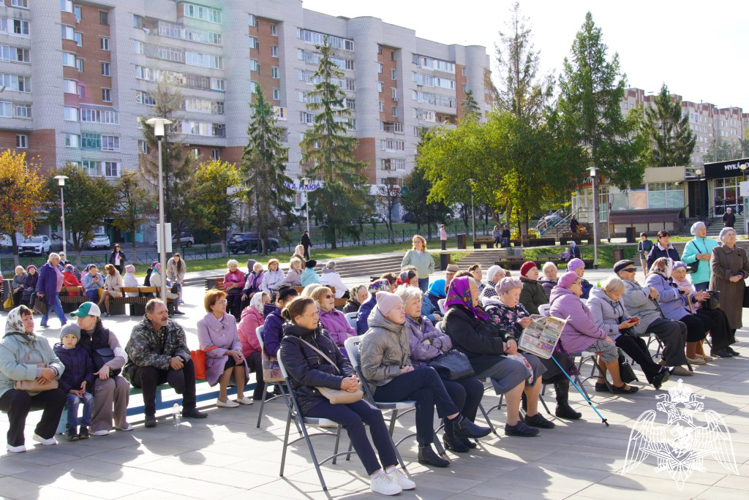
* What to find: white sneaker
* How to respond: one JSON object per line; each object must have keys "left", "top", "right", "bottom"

{"left": 217, "top": 398, "right": 240, "bottom": 408}
{"left": 370, "top": 471, "right": 402, "bottom": 496}
{"left": 236, "top": 397, "right": 254, "bottom": 405}
{"left": 32, "top": 434, "right": 57, "bottom": 446}
{"left": 116, "top": 423, "right": 134, "bottom": 432}
{"left": 6, "top": 443, "right": 26, "bottom": 453}
{"left": 91, "top": 429, "right": 110, "bottom": 436}
{"left": 386, "top": 467, "right": 415, "bottom": 490}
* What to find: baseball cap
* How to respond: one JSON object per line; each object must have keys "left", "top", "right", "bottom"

{"left": 70, "top": 302, "right": 101, "bottom": 318}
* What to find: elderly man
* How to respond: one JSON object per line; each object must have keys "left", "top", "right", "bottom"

{"left": 722, "top": 207, "right": 735, "bottom": 228}
{"left": 123, "top": 299, "right": 207, "bottom": 427}
{"left": 615, "top": 260, "right": 691, "bottom": 377}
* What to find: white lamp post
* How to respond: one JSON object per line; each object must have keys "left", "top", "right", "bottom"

{"left": 53, "top": 175, "right": 68, "bottom": 255}
{"left": 301, "top": 177, "right": 311, "bottom": 235}
{"left": 469, "top": 179, "right": 476, "bottom": 241}
{"left": 145, "top": 117, "right": 172, "bottom": 304}
{"left": 588, "top": 166, "right": 599, "bottom": 268}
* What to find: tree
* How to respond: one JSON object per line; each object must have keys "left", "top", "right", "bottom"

{"left": 704, "top": 139, "right": 744, "bottom": 163}
{"left": 241, "top": 88, "right": 295, "bottom": 254}
{"left": 195, "top": 160, "right": 240, "bottom": 257}
{"left": 301, "top": 36, "right": 369, "bottom": 249}
{"left": 461, "top": 90, "right": 481, "bottom": 120}
{"left": 45, "top": 165, "right": 116, "bottom": 266}
{"left": 0, "top": 150, "right": 45, "bottom": 266}
{"left": 401, "top": 165, "right": 451, "bottom": 240}
{"left": 641, "top": 84, "right": 696, "bottom": 167}
{"left": 111, "top": 172, "right": 151, "bottom": 262}
{"left": 374, "top": 179, "right": 400, "bottom": 244}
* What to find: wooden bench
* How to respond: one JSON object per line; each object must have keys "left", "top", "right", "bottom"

{"left": 473, "top": 235, "right": 495, "bottom": 249}
{"left": 559, "top": 237, "right": 592, "bottom": 245}
{"left": 58, "top": 286, "right": 86, "bottom": 312}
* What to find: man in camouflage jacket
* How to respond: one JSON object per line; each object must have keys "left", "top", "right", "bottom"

{"left": 123, "top": 299, "right": 207, "bottom": 426}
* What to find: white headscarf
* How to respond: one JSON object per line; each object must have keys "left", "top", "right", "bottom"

{"left": 250, "top": 292, "right": 267, "bottom": 314}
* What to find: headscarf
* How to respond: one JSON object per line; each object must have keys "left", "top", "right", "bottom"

{"left": 125, "top": 264, "right": 136, "bottom": 273}
{"left": 250, "top": 292, "right": 266, "bottom": 314}
{"left": 153, "top": 263, "right": 161, "bottom": 274}
{"left": 690, "top": 221, "right": 706, "bottom": 236}
{"left": 650, "top": 257, "right": 673, "bottom": 279}
{"left": 427, "top": 279, "right": 447, "bottom": 298}
{"left": 571, "top": 241, "right": 577, "bottom": 248}
{"left": 486, "top": 265, "right": 504, "bottom": 283}
{"left": 672, "top": 261, "right": 687, "bottom": 272}
{"left": 368, "top": 279, "right": 390, "bottom": 293}
{"left": 445, "top": 277, "right": 487, "bottom": 321}
{"left": 4, "top": 306, "right": 36, "bottom": 344}
{"left": 64, "top": 264, "right": 74, "bottom": 273}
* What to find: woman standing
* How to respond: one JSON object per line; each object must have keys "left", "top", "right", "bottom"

{"left": 167, "top": 253, "right": 186, "bottom": 305}
{"left": 647, "top": 230, "right": 680, "bottom": 270}
{"left": 149, "top": 263, "right": 183, "bottom": 315}
{"left": 710, "top": 227, "right": 749, "bottom": 354}
{"left": 197, "top": 290, "right": 252, "bottom": 408}
{"left": 439, "top": 224, "right": 448, "bottom": 251}
{"left": 237, "top": 292, "right": 268, "bottom": 401}
{"left": 681, "top": 222, "right": 719, "bottom": 292}
{"left": 109, "top": 244, "right": 127, "bottom": 274}
{"left": 401, "top": 235, "right": 434, "bottom": 293}
{"left": 36, "top": 253, "right": 67, "bottom": 328}
{"left": 98, "top": 264, "right": 123, "bottom": 318}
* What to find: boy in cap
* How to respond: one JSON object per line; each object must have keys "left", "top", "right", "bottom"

{"left": 54, "top": 324, "right": 95, "bottom": 441}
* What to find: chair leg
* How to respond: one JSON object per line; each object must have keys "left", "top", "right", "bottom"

{"left": 388, "top": 409, "right": 399, "bottom": 437}
{"left": 302, "top": 424, "right": 328, "bottom": 491}
{"left": 432, "top": 430, "right": 449, "bottom": 460}
{"left": 256, "top": 383, "right": 268, "bottom": 428}
{"left": 478, "top": 402, "right": 498, "bottom": 436}
{"left": 539, "top": 393, "right": 552, "bottom": 415}
{"left": 345, "top": 439, "right": 354, "bottom": 462}
{"left": 279, "top": 409, "right": 293, "bottom": 477}
{"left": 331, "top": 425, "right": 342, "bottom": 465}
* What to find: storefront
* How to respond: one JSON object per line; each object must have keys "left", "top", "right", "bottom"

{"left": 699, "top": 157, "right": 749, "bottom": 216}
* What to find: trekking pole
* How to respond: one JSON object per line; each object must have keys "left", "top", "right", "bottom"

{"left": 551, "top": 355, "right": 609, "bottom": 427}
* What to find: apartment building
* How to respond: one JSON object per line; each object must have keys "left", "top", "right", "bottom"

{"left": 0, "top": 0, "right": 490, "bottom": 211}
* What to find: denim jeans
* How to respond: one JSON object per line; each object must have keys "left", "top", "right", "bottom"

{"left": 41, "top": 294, "right": 66, "bottom": 326}
{"left": 66, "top": 391, "right": 94, "bottom": 430}
{"left": 86, "top": 289, "right": 99, "bottom": 302}
{"left": 418, "top": 278, "right": 430, "bottom": 294}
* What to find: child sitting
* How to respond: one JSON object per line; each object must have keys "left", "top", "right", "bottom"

{"left": 54, "top": 324, "right": 95, "bottom": 441}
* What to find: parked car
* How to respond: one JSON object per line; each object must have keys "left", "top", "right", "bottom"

{"left": 19, "top": 235, "right": 51, "bottom": 256}
{"left": 87, "top": 233, "right": 111, "bottom": 250}
{"left": 153, "top": 231, "right": 195, "bottom": 248}
{"left": 401, "top": 212, "right": 416, "bottom": 223}
{"left": 228, "top": 232, "right": 279, "bottom": 254}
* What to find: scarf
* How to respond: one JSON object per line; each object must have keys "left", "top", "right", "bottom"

{"left": 4, "top": 307, "right": 36, "bottom": 344}
{"left": 651, "top": 257, "right": 674, "bottom": 279}
{"left": 250, "top": 292, "right": 266, "bottom": 314}
{"left": 445, "top": 277, "right": 487, "bottom": 321}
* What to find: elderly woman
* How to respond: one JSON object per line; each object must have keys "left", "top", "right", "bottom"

{"left": 320, "top": 261, "right": 349, "bottom": 299}
{"left": 646, "top": 257, "right": 709, "bottom": 364}
{"left": 567, "top": 258, "right": 593, "bottom": 299}
{"left": 280, "top": 257, "right": 303, "bottom": 288}
{"left": 343, "top": 285, "right": 369, "bottom": 314}
{"left": 519, "top": 261, "right": 548, "bottom": 315}
{"left": 647, "top": 230, "right": 681, "bottom": 271}
{"left": 82, "top": 265, "right": 104, "bottom": 303}
{"left": 356, "top": 279, "right": 393, "bottom": 335}
{"left": 62, "top": 264, "right": 81, "bottom": 296}
{"left": 21, "top": 265, "right": 38, "bottom": 307}
{"left": 468, "top": 264, "right": 483, "bottom": 293}
{"left": 36, "top": 253, "right": 67, "bottom": 328}
{"left": 360, "top": 291, "right": 490, "bottom": 468}
{"left": 444, "top": 277, "right": 548, "bottom": 437}
{"left": 260, "top": 259, "right": 285, "bottom": 298}
{"left": 197, "top": 289, "right": 252, "bottom": 408}
{"left": 312, "top": 286, "right": 355, "bottom": 354}
{"left": 397, "top": 285, "right": 486, "bottom": 452}
{"left": 237, "top": 292, "right": 268, "bottom": 400}
{"left": 98, "top": 264, "right": 123, "bottom": 318}
{"left": 301, "top": 259, "right": 321, "bottom": 287}
{"left": 681, "top": 222, "right": 719, "bottom": 292}
{"left": 479, "top": 265, "right": 506, "bottom": 304}
{"left": 484, "top": 278, "right": 580, "bottom": 419}
{"left": 279, "top": 297, "right": 414, "bottom": 495}
{"left": 262, "top": 286, "right": 300, "bottom": 358}
{"left": 241, "top": 262, "right": 265, "bottom": 311}
{"left": 223, "top": 259, "right": 246, "bottom": 320}
{"left": 149, "top": 263, "right": 183, "bottom": 315}
{"left": 398, "top": 269, "right": 441, "bottom": 323}
{"left": 588, "top": 277, "right": 671, "bottom": 389}
{"left": 550, "top": 272, "right": 638, "bottom": 394}
{"left": 12, "top": 266, "right": 26, "bottom": 307}
{"left": 167, "top": 253, "right": 186, "bottom": 305}
{"left": 123, "top": 265, "right": 138, "bottom": 297}
{"left": 671, "top": 262, "right": 734, "bottom": 358}
{"left": 0, "top": 306, "right": 67, "bottom": 452}
{"left": 538, "top": 262, "right": 558, "bottom": 300}
{"left": 400, "top": 235, "right": 434, "bottom": 293}
{"left": 710, "top": 227, "right": 749, "bottom": 355}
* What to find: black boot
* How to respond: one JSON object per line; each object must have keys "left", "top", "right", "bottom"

{"left": 452, "top": 415, "right": 491, "bottom": 439}
{"left": 554, "top": 380, "right": 581, "bottom": 420}
{"left": 460, "top": 436, "right": 477, "bottom": 449}
{"left": 418, "top": 444, "right": 450, "bottom": 468}
{"left": 442, "top": 418, "right": 470, "bottom": 453}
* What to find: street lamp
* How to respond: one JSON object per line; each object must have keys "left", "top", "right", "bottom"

{"left": 53, "top": 175, "right": 68, "bottom": 255}
{"left": 469, "top": 179, "right": 476, "bottom": 241}
{"left": 145, "top": 117, "right": 173, "bottom": 304}
{"left": 588, "top": 166, "right": 599, "bottom": 268}
{"left": 301, "top": 177, "right": 311, "bottom": 235}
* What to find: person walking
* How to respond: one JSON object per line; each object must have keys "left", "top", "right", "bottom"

{"left": 492, "top": 225, "right": 501, "bottom": 248}
{"left": 301, "top": 230, "right": 312, "bottom": 259}
{"left": 722, "top": 207, "right": 736, "bottom": 228}
{"left": 36, "top": 253, "right": 67, "bottom": 329}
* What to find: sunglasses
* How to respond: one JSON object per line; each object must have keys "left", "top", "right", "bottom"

{"left": 622, "top": 268, "right": 636, "bottom": 273}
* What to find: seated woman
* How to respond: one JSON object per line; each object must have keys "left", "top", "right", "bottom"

{"left": 301, "top": 259, "right": 321, "bottom": 287}
{"left": 12, "top": 266, "right": 26, "bottom": 307}
{"left": 671, "top": 261, "right": 734, "bottom": 359}
{"left": 279, "top": 297, "right": 415, "bottom": 496}
{"left": 425, "top": 278, "right": 448, "bottom": 311}
{"left": 550, "top": 272, "right": 638, "bottom": 394}
{"left": 588, "top": 277, "right": 672, "bottom": 389}
{"left": 312, "top": 286, "right": 355, "bottom": 355}
{"left": 262, "top": 286, "right": 300, "bottom": 358}
{"left": 356, "top": 279, "right": 392, "bottom": 335}
{"left": 224, "top": 260, "right": 246, "bottom": 321}
{"left": 538, "top": 262, "right": 558, "bottom": 300}
{"left": 398, "top": 269, "right": 441, "bottom": 322}
{"left": 20, "top": 265, "right": 38, "bottom": 307}
{"left": 260, "top": 259, "right": 285, "bottom": 299}
{"left": 443, "top": 277, "right": 548, "bottom": 437}
{"left": 123, "top": 265, "right": 139, "bottom": 297}
{"left": 397, "top": 285, "right": 485, "bottom": 452}
{"left": 360, "top": 292, "right": 490, "bottom": 468}
{"left": 567, "top": 259, "right": 593, "bottom": 299}
{"left": 484, "top": 278, "right": 580, "bottom": 420}
{"left": 149, "top": 263, "right": 183, "bottom": 315}
{"left": 197, "top": 289, "right": 252, "bottom": 408}
{"left": 479, "top": 265, "right": 506, "bottom": 305}
{"left": 62, "top": 265, "right": 81, "bottom": 297}
{"left": 82, "top": 265, "right": 104, "bottom": 304}
{"left": 241, "top": 262, "right": 265, "bottom": 311}
{"left": 646, "top": 258, "right": 709, "bottom": 365}
{"left": 237, "top": 292, "right": 269, "bottom": 401}
{"left": 320, "top": 261, "right": 350, "bottom": 299}
{"left": 468, "top": 264, "right": 484, "bottom": 294}
{"left": 0, "top": 306, "right": 66, "bottom": 452}
{"left": 519, "top": 262, "right": 548, "bottom": 315}
{"left": 343, "top": 285, "right": 369, "bottom": 314}
{"left": 280, "top": 257, "right": 303, "bottom": 288}
{"left": 98, "top": 264, "right": 123, "bottom": 317}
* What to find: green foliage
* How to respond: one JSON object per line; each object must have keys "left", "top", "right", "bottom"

{"left": 461, "top": 90, "right": 481, "bottom": 120}
{"left": 641, "top": 84, "right": 696, "bottom": 167}
{"left": 401, "top": 163, "right": 451, "bottom": 240}
{"left": 704, "top": 138, "right": 745, "bottom": 162}
{"left": 111, "top": 172, "right": 151, "bottom": 261}
{"left": 195, "top": 159, "right": 240, "bottom": 256}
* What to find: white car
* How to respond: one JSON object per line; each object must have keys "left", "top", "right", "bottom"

{"left": 87, "top": 233, "right": 111, "bottom": 250}
{"left": 18, "top": 235, "right": 51, "bottom": 256}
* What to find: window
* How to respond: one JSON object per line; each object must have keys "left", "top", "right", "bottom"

{"left": 272, "top": 66, "right": 279, "bottom": 79}
{"left": 61, "top": 0, "right": 73, "bottom": 12}
{"left": 104, "top": 162, "right": 119, "bottom": 178}
{"left": 77, "top": 84, "right": 85, "bottom": 98}
{"left": 99, "top": 11, "right": 108, "bottom": 26}
{"left": 0, "top": 46, "right": 30, "bottom": 63}
{"left": 74, "top": 32, "right": 82, "bottom": 46}
{"left": 61, "top": 25, "right": 75, "bottom": 40}
{"left": 101, "top": 62, "right": 111, "bottom": 76}
{"left": 0, "top": 101, "right": 10, "bottom": 117}
{"left": 12, "top": 0, "right": 29, "bottom": 7}
{"left": 0, "top": 74, "right": 31, "bottom": 92}
{"left": 213, "top": 101, "right": 224, "bottom": 114}
{"left": 300, "top": 112, "right": 315, "bottom": 124}
{"left": 271, "top": 45, "right": 278, "bottom": 57}
{"left": 392, "top": 106, "right": 398, "bottom": 117}
{"left": 82, "top": 160, "right": 99, "bottom": 176}
{"left": 248, "top": 36, "right": 258, "bottom": 49}
{"left": 391, "top": 68, "right": 397, "bottom": 80}
{"left": 345, "top": 98, "right": 355, "bottom": 110}
{"left": 381, "top": 139, "right": 405, "bottom": 151}
{"left": 14, "top": 104, "right": 30, "bottom": 118}
{"left": 63, "top": 79, "right": 77, "bottom": 94}
{"left": 15, "top": 134, "right": 27, "bottom": 148}
{"left": 377, "top": 63, "right": 383, "bottom": 74}
{"left": 102, "top": 88, "right": 111, "bottom": 102}
{"left": 81, "top": 133, "right": 100, "bottom": 149}
{"left": 391, "top": 50, "right": 396, "bottom": 62}
{"left": 272, "top": 88, "right": 280, "bottom": 100}
{"left": 74, "top": 6, "right": 82, "bottom": 22}
{"left": 249, "top": 81, "right": 258, "bottom": 94}
{"left": 183, "top": 3, "right": 223, "bottom": 24}
{"left": 136, "top": 90, "right": 155, "bottom": 106}
{"left": 75, "top": 58, "right": 83, "bottom": 72}
{"left": 64, "top": 133, "right": 80, "bottom": 148}
{"left": 62, "top": 52, "right": 76, "bottom": 67}
{"left": 100, "top": 37, "right": 110, "bottom": 50}
{"left": 191, "top": 148, "right": 200, "bottom": 159}
{"left": 101, "top": 135, "right": 120, "bottom": 151}
{"left": 377, "top": 81, "right": 383, "bottom": 92}
{"left": 270, "top": 24, "right": 278, "bottom": 36}
{"left": 210, "top": 78, "right": 225, "bottom": 91}
{"left": 64, "top": 107, "right": 79, "bottom": 121}
{"left": 138, "top": 141, "right": 149, "bottom": 154}
{"left": 297, "top": 28, "right": 354, "bottom": 51}
{"left": 391, "top": 87, "right": 398, "bottom": 100}
{"left": 461, "top": 67, "right": 466, "bottom": 76}
{"left": 379, "top": 101, "right": 384, "bottom": 112}
{"left": 8, "top": 20, "right": 30, "bottom": 36}
{"left": 247, "top": 14, "right": 257, "bottom": 27}
{"left": 185, "top": 51, "right": 223, "bottom": 69}
{"left": 250, "top": 59, "right": 259, "bottom": 72}
{"left": 212, "top": 149, "right": 220, "bottom": 160}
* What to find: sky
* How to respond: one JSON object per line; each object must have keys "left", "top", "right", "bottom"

{"left": 302, "top": 0, "right": 749, "bottom": 110}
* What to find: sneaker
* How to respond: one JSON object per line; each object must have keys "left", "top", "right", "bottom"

{"left": 66, "top": 429, "right": 79, "bottom": 442}
{"left": 236, "top": 397, "right": 254, "bottom": 405}
{"left": 33, "top": 434, "right": 57, "bottom": 446}
{"left": 386, "top": 467, "right": 415, "bottom": 490}
{"left": 6, "top": 444, "right": 26, "bottom": 453}
{"left": 91, "top": 429, "right": 110, "bottom": 436}
{"left": 145, "top": 415, "right": 157, "bottom": 428}
{"left": 504, "top": 421, "right": 539, "bottom": 437}
{"left": 370, "top": 471, "right": 402, "bottom": 496}
{"left": 217, "top": 398, "right": 240, "bottom": 408}
{"left": 116, "top": 423, "right": 134, "bottom": 432}
{"left": 686, "top": 357, "right": 706, "bottom": 365}
{"left": 525, "top": 413, "right": 556, "bottom": 429}
{"left": 78, "top": 426, "right": 89, "bottom": 440}
{"left": 670, "top": 366, "right": 693, "bottom": 377}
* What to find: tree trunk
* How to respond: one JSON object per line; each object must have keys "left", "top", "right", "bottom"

{"left": 221, "top": 239, "right": 227, "bottom": 258}
{"left": 131, "top": 237, "right": 138, "bottom": 264}
{"left": 11, "top": 235, "right": 19, "bottom": 267}
{"left": 331, "top": 226, "right": 337, "bottom": 250}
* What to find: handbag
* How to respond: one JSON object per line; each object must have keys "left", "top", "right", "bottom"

{"left": 191, "top": 346, "right": 218, "bottom": 380}
{"left": 3, "top": 293, "right": 13, "bottom": 309}
{"left": 686, "top": 261, "right": 700, "bottom": 274}
{"left": 427, "top": 350, "right": 475, "bottom": 380}
{"left": 33, "top": 294, "right": 48, "bottom": 315}
{"left": 262, "top": 352, "right": 284, "bottom": 382}
{"left": 702, "top": 291, "right": 720, "bottom": 311}
{"left": 618, "top": 352, "right": 637, "bottom": 383}
{"left": 13, "top": 348, "right": 59, "bottom": 392}
{"left": 93, "top": 347, "right": 121, "bottom": 377}
{"left": 298, "top": 338, "right": 363, "bottom": 405}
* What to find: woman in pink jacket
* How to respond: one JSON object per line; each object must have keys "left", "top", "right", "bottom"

{"left": 311, "top": 286, "right": 355, "bottom": 356}
{"left": 237, "top": 291, "right": 269, "bottom": 400}
{"left": 549, "top": 272, "right": 638, "bottom": 395}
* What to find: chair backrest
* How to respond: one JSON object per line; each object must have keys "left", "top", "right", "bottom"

{"left": 276, "top": 349, "right": 289, "bottom": 379}
{"left": 256, "top": 325, "right": 265, "bottom": 351}
{"left": 438, "top": 299, "right": 446, "bottom": 315}
{"left": 539, "top": 304, "right": 551, "bottom": 317}
{"left": 344, "top": 336, "right": 377, "bottom": 402}
{"left": 344, "top": 312, "right": 358, "bottom": 329}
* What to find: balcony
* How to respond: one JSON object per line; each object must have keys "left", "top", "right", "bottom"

{"left": 273, "top": 106, "right": 287, "bottom": 121}
{"left": 382, "top": 121, "right": 403, "bottom": 134}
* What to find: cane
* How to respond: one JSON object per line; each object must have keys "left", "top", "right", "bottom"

{"left": 551, "top": 355, "right": 609, "bottom": 427}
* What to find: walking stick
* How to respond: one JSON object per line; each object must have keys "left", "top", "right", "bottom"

{"left": 551, "top": 355, "right": 609, "bottom": 427}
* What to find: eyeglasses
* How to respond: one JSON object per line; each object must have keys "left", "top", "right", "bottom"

{"left": 217, "top": 299, "right": 228, "bottom": 305}
{"left": 622, "top": 268, "right": 636, "bottom": 273}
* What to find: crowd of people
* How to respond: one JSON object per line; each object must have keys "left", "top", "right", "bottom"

{"left": 1, "top": 226, "right": 747, "bottom": 496}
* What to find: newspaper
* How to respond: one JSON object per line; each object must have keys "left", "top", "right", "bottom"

{"left": 518, "top": 315, "right": 567, "bottom": 359}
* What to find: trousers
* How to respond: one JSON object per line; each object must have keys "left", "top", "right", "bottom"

{"left": 246, "top": 351, "right": 266, "bottom": 400}
{"left": 129, "top": 359, "right": 197, "bottom": 416}
{"left": 615, "top": 334, "right": 663, "bottom": 382}
{"left": 41, "top": 294, "right": 66, "bottom": 326}
{"left": 442, "top": 376, "right": 483, "bottom": 422}
{"left": 679, "top": 314, "right": 707, "bottom": 343}
{"left": 645, "top": 318, "right": 688, "bottom": 366}
{"left": 91, "top": 375, "right": 130, "bottom": 432}
{"left": 697, "top": 307, "right": 735, "bottom": 351}
{"left": 0, "top": 388, "right": 66, "bottom": 447}
{"left": 418, "top": 278, "right": 430, "bottom": 294}
{"left": 66, "top": 391, "right": 93, "bottom": 430}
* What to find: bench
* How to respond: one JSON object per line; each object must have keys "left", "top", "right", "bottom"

{"left": 126, "top": 380, "right": 258, "bottom": 417}
{"left": 473, "top": 235, "right": 495, "bottom": 249}
{"left": 494, "top": 257, "right": 526, "bottom": 270}
{"left": 559, "top": 237, "right": 592, "bottom": 245}
{"left": 58, "top": 286, "right": 86, "bottom": 313}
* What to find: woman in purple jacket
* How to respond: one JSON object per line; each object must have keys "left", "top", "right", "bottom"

{"left": 197, "top": 290, "right": 252, "bottom": 408}
{"left": 549, "top": 272, "right": 638, "bottom": 394}
{"left": 36, "top": 253, "right": 67, "bottom": 328}
{"left": 396, "top": 285, "right": 484, "bottom": 453}
{"left": 311, "top": 286, "right": 354, "bottom": 356}
{"left": 262, "top": 286, "right": 299, "bottom": 358}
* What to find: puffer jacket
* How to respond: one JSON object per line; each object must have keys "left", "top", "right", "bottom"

{"left": 587, "top": 287, "right": 631, "bottom": 341}
{"left": 0, "top": 333, "right": 64, "bottom": 398}
{"left": 359, "top": 306, "right": 411, "bottom": 391}
{"left": 681, "top": 236, "right": 719, "bottom": 285}
{"left": 261, "top": 269, "right": 286, "bottom": 294}
{"left": 123, "top": 317, "right": 191, "bottom": 382}
{"left": 318, "top": 308, "right": 355, "bottom": 352}
{"left": 54, "top": 344, "right": 95, "bottom": 393}
{"left": 519, "top": 277, "right": 548, "bottom": 315}
{"left": 300, "top": 267, "right": 321, "bottom": 286}
{"left": 237, "top": 306, "right": 263, "bottom": 358}
{"left": 405, "top": 315, "right": 451, "bottom": 368}
{"left": 279, "top": 323, "right": 354, "bottom": 415}
{"left": 645, "top": 272, "right": 692, "bottom": 321}
{"left": 621, "top": 279, "right": 663, "bottom": 334}
{"left": 549, "top": 286, "right": 606, "bottom": 354}
{"left": 356, "top": 294, "right": 377, "bottom": 335}
{"left": 262, "top": 306, "right": 284, "bottom": 357}
{"left": 538, "top": 278, "right": 557, "bottom": 300}
{"left": 646, "top": 243, "right": 680, "bottom": 271}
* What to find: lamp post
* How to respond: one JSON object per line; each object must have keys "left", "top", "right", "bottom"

{"left": 588, "top": 166, "right": 599, "bottom": 268}
{"left": 145, "top": 117, "right": 172, "bottom": 304}
{"left": 695, "top": 168, "right": 705, "bottom": 220}
{"left": 301, "top": 177, "right": 311, "bottom": 235}
{"left": 469, "top": 179, "right": 476, "bottom": 241}
{"left": 53, "top": 175, "right": 68, "bottom": 255}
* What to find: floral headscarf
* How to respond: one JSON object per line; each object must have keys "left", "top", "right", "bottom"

{"left": 153, "top": 263, "right": 162, "bottom": 274}
{"left": 650, "top": 257, "right": 673, "bottom": 279}
{"left": 445, "top": 277, "right": 487, "bottom": 321}
{"left": 4, "top": 306, "right": 36, "bottom": 344}
{"left": 368, "top": 279, "right": 390, "bottom": 294}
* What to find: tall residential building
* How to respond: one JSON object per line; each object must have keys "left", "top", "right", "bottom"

{"left": 0, "top": 0, "right": 490, "bottom": 212}
{"left": 621, "top": 88, "right": 748, "bottom": 166}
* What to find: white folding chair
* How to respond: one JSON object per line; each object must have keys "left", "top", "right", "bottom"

{"left": 344, "top": 312, "right": 358, "bottom": 329}
{"left": 538, "top": 304, "right": 551, "bottom": 317}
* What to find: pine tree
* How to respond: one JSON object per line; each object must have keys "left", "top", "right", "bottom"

{"left": 301, "top": 36, "right": 369, "bottom": 249}
{"left": 242, "top": 88, "right": 295, "bottom": 254}
{"left": 642, "top": 84, "right": 696, "bottom": 167}
{"left": 461, "top": 90, "right": 481, "bottom": 120}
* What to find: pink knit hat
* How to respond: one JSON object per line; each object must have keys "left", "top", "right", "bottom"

{"left": 496, "top": 277, "right": 523, "bottom": 295}
{"left": 567, "top": 258, "right": 585, "bottom": 272}
{"left": 376, "top": 291, "right": 403, "bottom": 316}
{"left": 558, "top": 271, "right": 579, "bottom": 289}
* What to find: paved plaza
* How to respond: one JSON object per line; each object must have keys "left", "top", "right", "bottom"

{"left": 1, "top": 266, "right": 748, "bottom": 499}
